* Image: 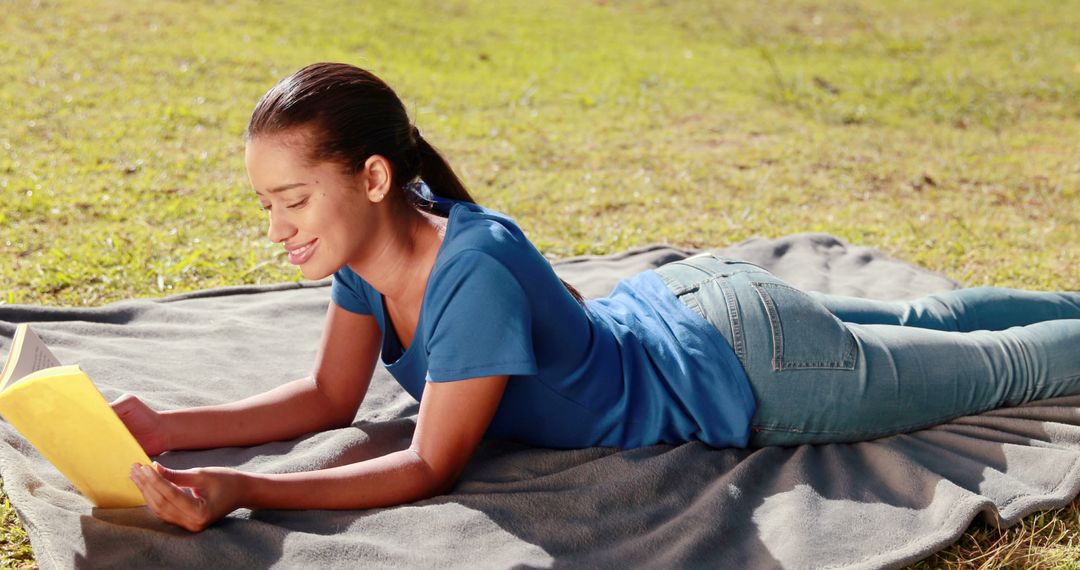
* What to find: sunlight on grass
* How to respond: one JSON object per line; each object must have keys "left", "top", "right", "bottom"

{"left": 0, "top": 484, "right": 35, "bottom": 569}
{"left": 1, "top": 0, "right": 1078, "bottom": 566}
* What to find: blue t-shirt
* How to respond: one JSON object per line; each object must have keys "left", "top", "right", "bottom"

{"left": 330, "top": 199, "right": 756, "bottom": 449}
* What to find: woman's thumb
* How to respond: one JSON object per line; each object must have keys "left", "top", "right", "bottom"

{"left": 153, "top": 462, "right": 198, "bottom": 486}
{"left": 110, "top": 393, "right": 134, "bottom": 412}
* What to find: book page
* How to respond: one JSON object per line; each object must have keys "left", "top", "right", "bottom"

{"left": 0, "top": 325, "right": 62, "bottom": 391}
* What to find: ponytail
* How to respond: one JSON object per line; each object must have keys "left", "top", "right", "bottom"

{"left": 413, "top": 128, "right": 475, "bottom": 204}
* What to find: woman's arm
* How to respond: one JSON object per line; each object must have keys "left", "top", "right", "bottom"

{"left": 130, "top": 374, "right": 509, "bottom": 531}
{"left": 243, "top": 374, "right": 509, "bottom": 508}
{"left": 120, "top": 301, "right": 382, "bottom": 453}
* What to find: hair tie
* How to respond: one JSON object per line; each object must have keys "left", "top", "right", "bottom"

{"left": 406, "top": 179, "right": 440, "bottom": 208}
{"left": 406, "top": 179, "right": 426, "bottom": 195}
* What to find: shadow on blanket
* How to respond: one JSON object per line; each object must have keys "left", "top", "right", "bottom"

{"left": 4, "top": 234, "right": 1080, "bottom": 570}
{"left": 77, "top": 412, "right": 1073, "bottom": 569}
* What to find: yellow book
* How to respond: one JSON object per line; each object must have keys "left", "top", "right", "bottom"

{"left": 0, "top": 324, "right": 150, "bottom": 508}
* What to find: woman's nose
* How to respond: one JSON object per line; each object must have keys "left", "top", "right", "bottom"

{"left": 267, "top": 210, "right": 297, "bottom": 244}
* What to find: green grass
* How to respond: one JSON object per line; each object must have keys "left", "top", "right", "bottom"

{"left": 1, "top": 0, "right": 1078, "bottom": 566}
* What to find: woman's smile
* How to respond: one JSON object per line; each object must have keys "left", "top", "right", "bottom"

{"left": 286, "top": 238, "right": 319, "bottom": 265}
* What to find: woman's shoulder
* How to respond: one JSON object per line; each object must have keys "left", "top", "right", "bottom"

{"left": 428, "top": 202, "right": 561, "bottom": 298}
{"left": 442, "top": 202, "right": 532, "bottom": 260}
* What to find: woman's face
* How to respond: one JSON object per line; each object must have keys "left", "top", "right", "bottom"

{"left": 245, "top": 132, "right": 378, "bottom": 280}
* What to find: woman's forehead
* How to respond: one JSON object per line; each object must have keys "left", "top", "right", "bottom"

{"left": 246, "top": 131, "right": 310, "bottom": 159}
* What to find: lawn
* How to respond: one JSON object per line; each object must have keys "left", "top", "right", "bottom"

{"left": 1, "top": 0, "right": 1078, "bottom": 567}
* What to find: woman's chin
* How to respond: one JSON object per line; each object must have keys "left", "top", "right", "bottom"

{"left": 298, "top": 263, "right": 336, "bottom": 281}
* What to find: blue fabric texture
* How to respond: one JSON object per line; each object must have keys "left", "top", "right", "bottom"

{"left": 330, "top": 194, "right": 756, "bottom": 449}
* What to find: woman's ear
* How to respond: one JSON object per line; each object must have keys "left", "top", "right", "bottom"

{"left": 362, "top": 155, "right": 394, "bottom": 203}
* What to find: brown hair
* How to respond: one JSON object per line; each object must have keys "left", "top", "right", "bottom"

{"left": 246, "top": 62, "right": 472, "bottom": 206}
{"left": 246, "top": 62, "right": 585, "bottom": 303}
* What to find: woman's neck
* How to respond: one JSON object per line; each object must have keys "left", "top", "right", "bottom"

{"left": 352, "top": 200, "right": 447, "bottom": 306}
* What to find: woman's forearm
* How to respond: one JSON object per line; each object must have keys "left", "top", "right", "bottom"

{"left": 161, "top": 376, "right": 350, "bottom": 451}
{"left": 237, "top": 449, "right": 445, "bottom": 510}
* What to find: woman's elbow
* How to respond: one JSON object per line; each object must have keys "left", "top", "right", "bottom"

{"left": 316, "top": 394, "right": 360, "bottom": 430}
{"left": 407, "top": 449, "right": 463, "bottom": 499}
{"left": 327, "top": 410, "right": 356, "bottom": 430}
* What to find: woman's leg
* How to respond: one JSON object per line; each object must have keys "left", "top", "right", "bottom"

{"left": 747, "top": 318, "right": 1080, "bottom": 447}
{"left": 658, "top": 253, "right": 1080, "bottom": 448}
{"left": 808, "top": 288, "right": 1080, "bottom": 331}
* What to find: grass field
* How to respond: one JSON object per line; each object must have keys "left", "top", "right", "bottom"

{"left": 1, "top": 0, "right": 1079, "bottom": 567}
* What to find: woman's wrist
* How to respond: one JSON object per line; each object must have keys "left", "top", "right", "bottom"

{"left": 231, "top": 469, "right": 264, "bottom": 510}
{"left": 156, "top": 409, "right": 176, "bottom": 453}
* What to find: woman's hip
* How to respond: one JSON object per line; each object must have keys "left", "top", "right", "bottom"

{"left": 654, "top": 252, "right": 858, "bottom": 375}
{"left": 655, "top": 252, "right": 872, "bottom": 444}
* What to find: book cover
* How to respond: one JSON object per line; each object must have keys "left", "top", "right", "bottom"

{"left": 0, "top": 324, "right": 151, "bottom": 508}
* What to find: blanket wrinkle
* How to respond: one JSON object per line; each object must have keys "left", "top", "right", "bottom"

{"left": 3, "top": 233, "right": 1080, "bottom": 569}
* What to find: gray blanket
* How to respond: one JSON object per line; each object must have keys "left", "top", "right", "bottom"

{"left": 3, "top": 233, "right": 1080, "bottom": 569}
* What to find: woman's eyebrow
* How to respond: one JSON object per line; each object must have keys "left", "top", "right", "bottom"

{"left": 255, "top": 182, "right": 308, "bottom": 196}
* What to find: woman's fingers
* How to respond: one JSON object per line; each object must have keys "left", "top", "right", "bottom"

{"left": 131, "top": 465, "right": 175, "bottom": 516}
{"left": 111, "top": 395, "right": 169, "bottom": 456}
{"left": 131, "top": 464, "right": 178, "bottom": 509}
{"left": 130, "top": 464, "right": 206, "bottom": 532}
{"left": 150, "top": 465, "right": 203, "bottom": 512}
{"left": 128, "top": 463, "right": 241, "bottom": 533}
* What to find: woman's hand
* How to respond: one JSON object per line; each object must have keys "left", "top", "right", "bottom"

{"left": 111, "top": 394, "right": 171, "bottom": 457}
{"left": 129, "top": 462, "right": 247, "bottom": 533}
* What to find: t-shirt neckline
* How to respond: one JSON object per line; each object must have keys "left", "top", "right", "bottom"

{"left": 379, "top": 202, "right": 463, "bottom": 368}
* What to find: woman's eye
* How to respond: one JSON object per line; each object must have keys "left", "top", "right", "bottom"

{"left": 259, "top": 203, "right": 271, "bottom": 212}
{"left": 287, "top": 197, "right": 309, "bottom": 209}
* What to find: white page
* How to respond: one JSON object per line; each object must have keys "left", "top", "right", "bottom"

{"left": 0, "top": 325, "right": 62, "bottom": 391}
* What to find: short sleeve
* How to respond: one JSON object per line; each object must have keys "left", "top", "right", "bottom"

{"left": 330, "top": 266, "right": 374, "bottom": 315}
{"left": 424, "top": 251, "right": 538, "bottom": 381}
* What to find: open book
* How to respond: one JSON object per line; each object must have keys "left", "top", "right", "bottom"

{"left": 0, "top": 324, "right": 150, "bottom": 508}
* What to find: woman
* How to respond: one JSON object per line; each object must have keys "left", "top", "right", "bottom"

{"left": 113, "top": 62, "right": 1080, "bottom": 533}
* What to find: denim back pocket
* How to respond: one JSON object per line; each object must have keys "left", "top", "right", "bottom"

{"left": 750, "top": 281, "right": 858, "bottom": 371}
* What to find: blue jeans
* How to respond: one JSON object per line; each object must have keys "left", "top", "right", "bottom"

{"left": 653, "top": 252, "right": 1080, "bottom": 447}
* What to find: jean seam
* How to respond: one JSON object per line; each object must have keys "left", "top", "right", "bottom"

{"left": 753, "top": 400, "right": 1016, "bottom": 438}
{"left": 660, "top": 259, "right": 755, "bottom": 365}
{"left": 751, "top": 281, "right": 785, "bottom": 371}
{"left": 682, "top": 289, "right": 706, "bottom": 319}
{"left": 655, "top": 266, "right": 708, "bottom": 297}
{"left": 719, "top": 278, "right": 746, "bottom": 363}
{"left": 653, "top": 269, "right": 682, "bottom": 294}
{"left": 662, "top": 259, "right": 718, "bottom": 285}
